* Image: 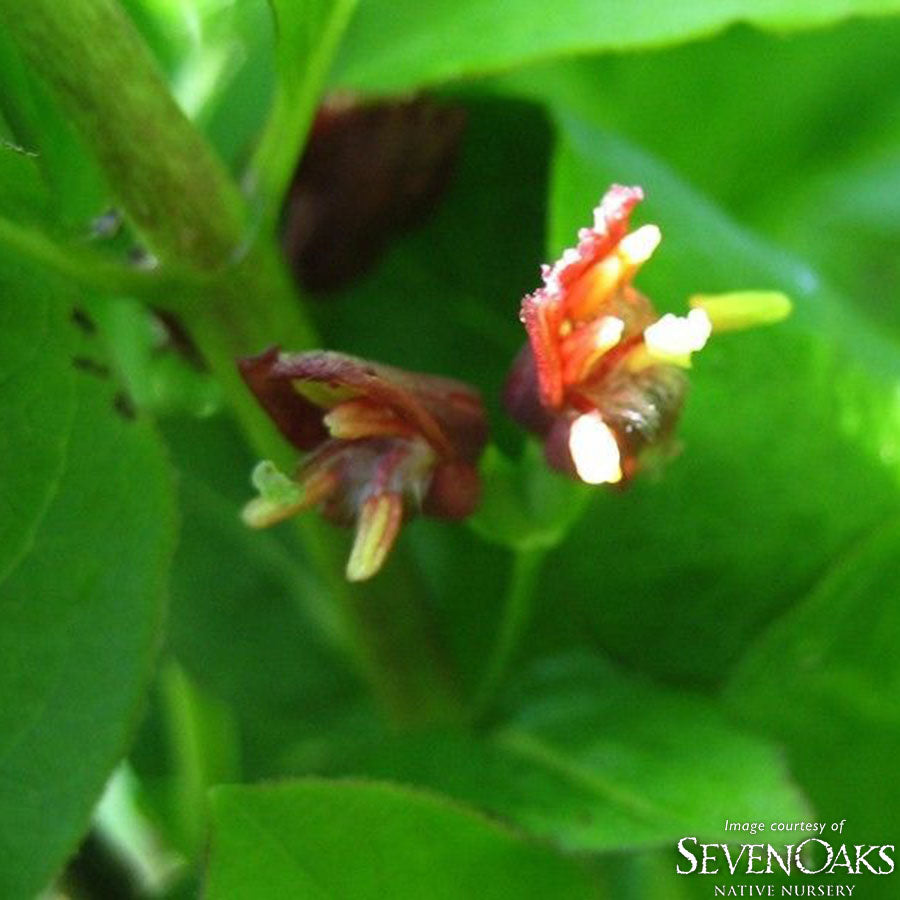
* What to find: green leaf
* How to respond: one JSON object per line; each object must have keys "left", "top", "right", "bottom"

{"left": 532, "top": 114, "right": 900, "bottom": 684}
{"left": 93, "top": 297, "right": 223, "bottom": 418}
{"left": 0, "top": 29, "right": 109, "bottom": 226}
{"left": 725, "top": 515, "right": 900, "bottom": 891}
{"left": 470, "top": 441, "right": 590, "bottom": 552}
{"left": 207, "top": 779, "right": 602, "bottom": 899}
{"left": 155, "top": 660, "right": 242, "bottom": 858}
{"left": 0, "top": 281, "right": 176, "bottom": 898}
{"left": 305, "top": 653, "right": 808, "bottom": 852}
{"left": 120, "top": 0, "right": 278, "bottom": 169}
{"left": 0, "top": 141, "right": 49, "bottom": 224}
{"left": 0, "top": 255, "right": 76, "bottom": 583}
{"left": 250, "top": 0, "right": 358, "bottom": 226}
{"left": 331, "top": 0, "right": 900, "bottom": 93}
{"left": 770, "top": 146, "right": 900, "bottom": 339}
{"left": 492, "top": 19, "right": 900, "bottom": 225}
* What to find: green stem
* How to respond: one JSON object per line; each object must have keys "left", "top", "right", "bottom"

{"left": 345, "top": 549, "right": 463, "bottom": 728}
{"left": 0, "top": 0, "right": 243, "bottom": 270}
{"left": 472, "top": 548, "right": 547, "bottom": 720}
{"left": 0, "top": 213, "right": 209, "bottom": 303}
{"left": 1, "top": 0, "right": 459, "bottom": 728}
{"left": 158, "top": 660, "right": 240, "bottom": 858}
{"left": 248, "top": 0, "right": 359, "bottom": 233}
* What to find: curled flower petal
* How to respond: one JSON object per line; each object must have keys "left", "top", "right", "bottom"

{"left": 520, "top": 184, "right": 647, "bottom": 409}
{"left": 239, "top": 348, "right": 486, "bottom": 461}
{"left": 239, "top": 348, "right": 487, "bottom": 580}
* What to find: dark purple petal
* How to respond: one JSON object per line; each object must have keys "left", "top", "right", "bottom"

{"left": 238, "top": 347, "right": 328, "bottom": 451}
{"left": 503, "top": 344, "right": 556, "bottom": 437}
{"left": 255, "top": 349, "right": 487, "bottom": 462}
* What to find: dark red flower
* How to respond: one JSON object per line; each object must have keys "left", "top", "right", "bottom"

{"left": 505, "top": 184, "right": 789, "bottom": 484}
{"left": 238, "top": 348, "right": 486, "bottom": 580}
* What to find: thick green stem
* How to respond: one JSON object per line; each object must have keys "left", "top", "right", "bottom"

{"left": 472, "top": 548, "right": 547, "bottom": 720}
{"left": 1, "top": 0, "right": 460, "bottom": 728}
{"left": 0, "top": 0, "right": 243, "bottom": 270}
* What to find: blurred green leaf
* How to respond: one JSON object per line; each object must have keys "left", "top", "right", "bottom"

{"left": 120, "top": 0, "right": 278, "bottom": 169}
{"left": 0, "top": 255, "right": 75, "bottom": 582}
{"left": 0, "top": 30, "right": 109, "bottom": 227}
{"left": 470, "top": 442, "right": 590, "bottom": 551}
{"left": 724, "top": 516, "right": 900, "bottom": 899}
{"left": 250, "top": 0, "right": 358, "bottom": 226}
{"left": 157, "top": 661, "right": 241, "bottom": 858}
{"left": 332, "top": 0, "right": 900, "bottom": 93}
{"left": 94, "top": 297, "right": 223, "bottom": 418}
{"left": 532, "top": 115, "right": 900, "bottom": 684}
{"left": 0, "top": 143, "right": 48, "bottom": 224}
{"left": 764, "top": 133, "right": 900, "bottom": 338}
{"left": 207, "top": 779, "right": 603, "bottom": 899}
{"left": 493, "top": 20, "right": 900, "bottom": 221}
{"left": 0, "top": 273, "right": 175, "bottom": 898}
{"left": 306, "top": 653, "right": 808, "bottom": 852}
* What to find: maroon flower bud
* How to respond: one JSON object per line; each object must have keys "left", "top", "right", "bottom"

{"left": 238, "top": 348, "right": 487, "bottom": 581}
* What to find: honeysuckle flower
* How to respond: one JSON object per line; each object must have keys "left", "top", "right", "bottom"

{"left": 505, "top": 184, "right": 790, "bottom": 485}
{"left": 238, "top": 348, "right": 487, "bottom": 581}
